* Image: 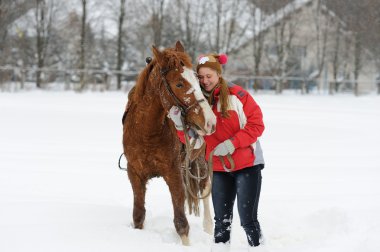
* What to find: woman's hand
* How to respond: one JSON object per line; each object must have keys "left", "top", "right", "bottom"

{"left": 168, "top": 106, "right": 183, "bottom": 130}
{"left": 213, "top": 139, "right": 235, "bottom": 156}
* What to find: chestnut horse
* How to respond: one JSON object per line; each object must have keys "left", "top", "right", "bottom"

{"left": 122, "top": 41, "right": 216, "bottom": 245}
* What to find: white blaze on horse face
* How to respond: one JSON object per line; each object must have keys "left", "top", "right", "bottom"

{"left": 184, "top": 97, "right": 191, "bottom": 105}
{"left": 186, "top": 87, "right": 195, "bottom": 95}
{"left": 181, "top": 67, "right": 217, "bottom": 135}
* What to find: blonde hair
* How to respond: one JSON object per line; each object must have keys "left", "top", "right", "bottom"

{"left": 199, "top": 66, "right": 230, "bottom": 118}
{"left": 217, "top": 77, "right": 230, "bottom": 118}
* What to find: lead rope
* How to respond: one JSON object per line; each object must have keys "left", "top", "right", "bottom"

{"left": 118, "top": 153, "right": 127, "bottom": 171}
{"left": 181, "top": 117, "right": 235, "bottom": 200}
{"left": 181, "top": 117, "right": 212, "bottom": 200}
{"left": 219, "top": 154, "right": 235, "bottom": 172}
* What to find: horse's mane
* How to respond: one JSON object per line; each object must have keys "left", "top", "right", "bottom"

{"left": 132, "top": 47, "right": 193, "bottom": 103}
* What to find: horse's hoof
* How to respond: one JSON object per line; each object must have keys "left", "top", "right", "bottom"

{"left": 203, "top": 223, "right": 213, "bottom": 235}
{"left": 180, "top": 234, "right": 190, "bottom": 246}
{"left": 134, "top": 222, "right": 144, "bottom": 229}
{"left": 203, "top": 218, "right": 213, "bottom": 235}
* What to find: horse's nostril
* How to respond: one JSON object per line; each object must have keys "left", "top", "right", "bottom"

{"left": 206, "top": 121, "right": 216, "bottom": 134}
{"left": 209, "top": 124, "right": 216, "bottom": 134}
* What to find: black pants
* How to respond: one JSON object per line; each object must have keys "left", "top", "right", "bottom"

{"left": 212, "top": 165, "right": 263, "bottom": 246}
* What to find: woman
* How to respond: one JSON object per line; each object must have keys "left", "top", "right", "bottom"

{"left": 169, "top": 53, "right": 265, "bottom": 249}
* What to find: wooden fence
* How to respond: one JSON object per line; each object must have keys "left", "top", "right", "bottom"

{"left": 1, "top": 66, "right": 378, "bottom": 94}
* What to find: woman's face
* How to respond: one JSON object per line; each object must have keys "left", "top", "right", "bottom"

{"left": 197, "top": 67, "right": 220, "bottom": 92}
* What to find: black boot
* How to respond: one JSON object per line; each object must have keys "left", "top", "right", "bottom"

{"left": 243, "top": 221, "right": 262, "bottom": 247}
{"left": 214, "top": 221, "right": 232, "bottom": 244}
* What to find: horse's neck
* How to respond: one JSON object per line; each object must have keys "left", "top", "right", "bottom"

{"left": 132, "top": 76, "right": 172, "bottom": 135}
{"left": 136, "top": 93, "right": 168, "bottom": 133}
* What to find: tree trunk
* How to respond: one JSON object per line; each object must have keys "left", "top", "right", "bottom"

{"left": 354, "top": 33, "right": 361, "bottom": 96}
{"left": 333, "top": 22, "right": 341, "bottom": 93}
{"left": 117, "top": 0, "right": 126, "bottom": 90}
{"left": 151, "top": 0, "right": 165, "bottom": 47}
{"left": 214, "top": 0, "right": 222, "bottom": 52}
{"left": 313, "top": 0, "right": 329, "bottom": 93}
{"left": 249, "top": 3, "right": 264, "bottom": 92}
{"left": 36, "top": 0, "right": 45, "bottom": 88}
{"left": 79, "top": 0, "right": 87, "bottom": 90}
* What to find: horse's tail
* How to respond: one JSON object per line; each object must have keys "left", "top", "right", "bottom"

{"left": 184, "top": 156, "right": 208, "bottom": 216}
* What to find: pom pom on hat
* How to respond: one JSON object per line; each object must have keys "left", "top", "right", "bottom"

{"left": 218, "top": 54, "right": 228, "bottom": 65}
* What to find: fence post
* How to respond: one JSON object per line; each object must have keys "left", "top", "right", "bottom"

{"left": 104, "top": 72, "right": 109, "bottom": 90}
{"left": 64, "top": 71, "right": 69, "bottom": 90}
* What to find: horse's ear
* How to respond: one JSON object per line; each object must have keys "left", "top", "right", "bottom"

{"left": 175, "top": 41, "right": 184, "bottom": 52}
{"left": 152, "top": 45, "right": 163, "bottom": 67}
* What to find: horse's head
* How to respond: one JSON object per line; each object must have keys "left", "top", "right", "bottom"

{"left": 151, "top": 41, "right": 216, "bottom": 136}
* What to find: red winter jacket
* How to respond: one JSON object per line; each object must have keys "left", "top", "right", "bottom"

{"left": 178, "top": 83, "right": 265, "bottom": 172}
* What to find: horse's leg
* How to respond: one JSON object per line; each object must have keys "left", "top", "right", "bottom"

{"left": 164, "top": 173, "right": 190, "bottom": 246}
{"left": 127, "top": 167, "right": 147, "bottom": 229}
{"left": 202, "top": 178, "right": 213, "bottom": 235}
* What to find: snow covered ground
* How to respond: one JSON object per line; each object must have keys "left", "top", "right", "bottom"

{"left": 1, "top": 91, "right": 379, "bottom": 252}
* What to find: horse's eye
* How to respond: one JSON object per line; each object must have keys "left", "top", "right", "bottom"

{"left": 176, "top": 83, "right": 184, "bottom": 88}
{"left": 180, "top": 61, "right": 184, "bottom": 67}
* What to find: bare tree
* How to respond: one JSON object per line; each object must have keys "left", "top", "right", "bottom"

{"left": 312, "top": 0, "right": 330, "bottom": 93}
{"left": 207, "top": 0, "right": 250, "bottom": 55}
{"left": 79, "top": 0, "right": 87, "bottom": 90}
{"left": 214, "top": 0, "right": 222, "bottom": 53}
{"left": 0, "top": 0, "right": 35, "bottom": 39}
{"left": 327, "top": 0, "right": 379, "bottom": 96}
{"left": 0, "top": 0, "right": 35, "bottom": 64}
{"left": 224, "top": 0, "right": 250, "bottom": 55}
{"left": 172, "top": 0, "right": 208, "bottom": 60}
{"left": 149, "top": 0, "right": 165, "bottom": 47}
{"left": 366, "top": 1, "right": 380, "bottom": 95}
{"left": 327, "top": 0, "right": 355, "bottom": 94}
{"left": 246, "top": 1, "right": 266, "bottom": 91}
{"left": 352, "top": 32, "right": 362, "bottom": 96}
{"left": 262, "top": 1, "right": 299, "bottom": 94}
{"left": 35, "top": 0, "right": 54, "bottom": 88}
{"left": 116, "top": 0, "right": 126, "bottom": 90}
{"left": 331, "top": 22, "right": 341, "bottom": 93}
{"left": 366, "top": 0, "right": 380, "bottom": 95}
{"left": 349, "top": 1, "right": 368, "bottom": 96}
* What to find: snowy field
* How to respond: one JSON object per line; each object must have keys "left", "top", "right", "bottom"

{"left": 1, "top": 91, "right": 379, "bottom": 252}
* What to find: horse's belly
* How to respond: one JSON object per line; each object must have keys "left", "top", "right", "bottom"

{"left": 122, "top": 112, "right": 182, "bottom": 178}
